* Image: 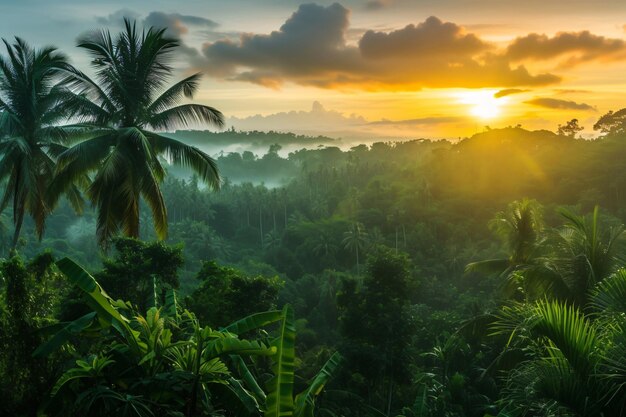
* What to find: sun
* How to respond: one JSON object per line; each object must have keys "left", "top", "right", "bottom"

{"left": 456, "top": 90, "right": 506, "bottom": 119}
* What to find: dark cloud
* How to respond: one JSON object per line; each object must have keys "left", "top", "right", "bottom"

{"left": 494, "top": 88, "right": 529, "bottom": 98}
{"left": 141, "top": 12, "right": 220, "bottom": 60}
{"left": 94, "top": 10, "right": 216, "bottom": 60}
{"left": 201, "top": 3, "right": 361, "bottom": 87}
{"left": 525, "top": 98, "right": 595, "bottom": 110}
{"left": 199, "top": 4, "right": 560, "bottom": 90}
{"left": 507, "top": 31, "right": 626, "bottom": 66}
{"left": 96, "top": 9, "right": 141, "bottom": 26}
{"left": 144, "top": 12, "right": 218, "bottom": 38}
{"left": 359, "top": 16, "right": 488, "bottom": 59}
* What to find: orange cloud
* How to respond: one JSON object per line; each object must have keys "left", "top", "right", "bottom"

{"left": 199, "top": 4, "right": 560, "bottom": 90}
{"left": 494, "top": 88, "right": 529, "bottom": 98}
{"left": 525, "top": 98, "right": 595, "bottom": 111}
{"left": 507, "top": 31, "right": 626, "bottom": 67}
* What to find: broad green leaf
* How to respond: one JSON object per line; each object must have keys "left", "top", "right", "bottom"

{"left": 265, "top": 304, "right": 296, "bottom": 417}
{"left": 56, "top": 257, "right": 141, "bottom": 354}
{"left": 163, "top": 289, "right": 179, "bottom": 318}
{"left": 33, "top": 312, "right": 97, "bottom": 357}
{"left": 227, "top": 377, "right": 261, "bottom": 414}
{"left": 222, "top": 310, "right": 283, "bottom": 335}
{"left": 294, "top": 352, "right": 342, "bottom": 417}
{"left": 206, "top": 337, "right": 275, "bottom": 357}
{"left": 231, "top": 355, "right": 267, "bottom": 405}
{"left": 51, "top": 356, "right": 115, "bottom": 396}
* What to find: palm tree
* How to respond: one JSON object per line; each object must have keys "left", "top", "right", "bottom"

{"left": 465, "top": 199, "right": 564, "bottom": 300}
{"left": 0, "top": 38, "right": 83, "bottom": 250}
{"left": 264, "top": 229, "right": 281, "bottom": 250}
{"left": 492, "top": 271, "right": 626, "bottom": 416}
{"left": 343, "top": 222, "right": 368, "bottom": 276}
{"left": 312, "top": 232, "right": 338, "bottom": 257}
{"left": 550, "top": 206, "right": 626, "bottom": 304}
{"left": 51, "top": 20, "right": 224, "bottom": 246}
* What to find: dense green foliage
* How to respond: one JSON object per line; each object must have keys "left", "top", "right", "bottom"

{"left": 8, "top": 124, "right": 626, "bottom": 415}
{"left": 5, "top": 18, "right": 626, "bottom": 417}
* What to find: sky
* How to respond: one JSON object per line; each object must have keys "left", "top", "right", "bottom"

{"left": 2, "top": 0, "right": 626, "bottom": 140}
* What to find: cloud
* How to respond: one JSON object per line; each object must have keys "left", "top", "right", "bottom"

{"left": 141, "top": 12, "right": 221, "bottom": 59}
{"left": 494, "top": 88, "right": 529, "bottom": 98}
{"left": 525, "top": 98, "right": 595, "bottom": 110}
{"left": 507, "top": 31, "right": 626, "bottom": 66}
{"left": 144, "top": 12, "right": 218, "bottom": 38}
{"left": 359, "top": 16, "right": 489, "bottom": 59}
{"left": 228, "top": 101, "right": 367, "bottom": 133}
{"left": 367, "top": 116, "right": 466, "bottom": 126}
{"left": 199, "top": 5, "right": 560, "bottom": 90}
{"left": 96, "top": 9, "right": 141, "bottom": 26}
{"left": 227, "top": 102, "right": 466, "bottom": 139}
{"left": 201, "top": 3, "right": 361, "bottom": 87}
{"left": 553, "top": 88, "right": 593, "bottom": 94}
{"left": 94, "top": 10, "right": 219, "bottom": 59}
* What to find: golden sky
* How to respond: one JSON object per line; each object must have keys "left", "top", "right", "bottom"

{"left": 1, "top": 0, "right": 626, "bottom": 139}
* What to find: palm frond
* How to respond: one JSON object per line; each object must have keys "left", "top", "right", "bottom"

{"left": 148, "top": 103, "right": 224, "bottom": 130}
{"left": 149, "top": 133, "right": 220, "bottom": 189}
{"left": 147, "top": 73, "right": 203, "bottom": 115}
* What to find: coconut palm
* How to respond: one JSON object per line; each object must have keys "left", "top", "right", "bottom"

{"left": 264, "top": 229, "right": 281, "bottom": 250}
{"left": 466, "top": 199, "right": 568, "bottom": 301}
{"left": 550, "top": 206, "right": 626, "bottom": 304}
{"left": 343, "top": 222, "right": 368, "bottom": 276}
{"left": 51, "top": 20, "right": 224, "bottom": 246}
{"left": 492, "top": 270, "right": 626, "bottom": 416}
{"left": 312, "top": 232, "right": 338, "bottom": 257}
{"left": 0, "top": 38, "right": 83, "bottom": 250}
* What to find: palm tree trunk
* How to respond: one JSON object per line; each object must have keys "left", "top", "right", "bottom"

{"left": 386, "top": 379, "right": 394, "bottom": 417}
{"left": 188, "top": 331, "right": 203, "bottom": 417}
{"left": 402, "top": 225, "right": 406, "bottom": 248}
{"left": 395, "top": 227, "right": 398, "bottom": 254}
{"left": 259, "top": 206, "right": 264, "bottom": 248}
{"left": 356, "top": 245, "right": 360, "bottom": 277}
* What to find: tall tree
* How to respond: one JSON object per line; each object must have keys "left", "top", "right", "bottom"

{"left": 338, "top": 247, "right": 415, "bottom": 414}
{"left": 342, "top": 222, "right": 368, "bottom": 277}
{"left": 557, "top": 118, "right": 584, "bottom": 138}
{"left": 465, "top": 199, "right": 563, "bottom": 300}
{"left": 551, "top": 206, "right": 626, "bottom": 304}
{"left": 0, "top": 38, "right": 82, "bottom": 250}
{"left": 593, "top": 108, "right": 626, "bottom": 136}
{"left": 51, "top": 20, "right": 224, "bottom": 246}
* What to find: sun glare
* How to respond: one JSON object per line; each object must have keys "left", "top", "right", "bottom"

{"left": 456, "top": 90, "right": 506, "bottom": 119}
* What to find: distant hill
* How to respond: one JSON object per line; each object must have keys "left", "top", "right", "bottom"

{"left": 163, "top": 129, "right": 338, "bottom": 157}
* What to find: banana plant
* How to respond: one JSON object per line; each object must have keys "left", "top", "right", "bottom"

{"left": 36, "top": 257, "right": 342, "bottom": 416}
{"left": 294, "top": 351, "right": 343, "bottom": 417}
{"left": 225, "top": 305, "right": 343, "bottom": 417}
{"left": 36, "top": 258, "right": 277, "bottom": 416}
{"left": 34, "top": 257, "right": 142, "bottom": 357}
